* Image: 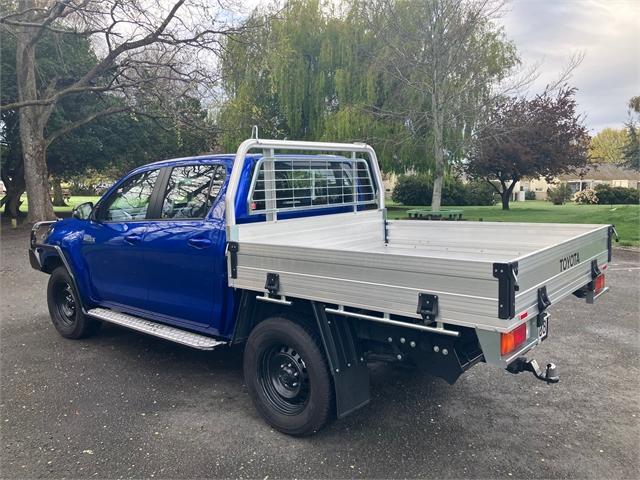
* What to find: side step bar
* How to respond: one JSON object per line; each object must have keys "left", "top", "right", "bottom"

{"left": 87, "top": 308, "right": 226, "bottom": 350}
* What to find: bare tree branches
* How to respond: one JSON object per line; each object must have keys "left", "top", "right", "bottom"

{"left": 1, "top": 0, "right": 247, "bottom": 221}
{"left": 1, "top": 0, "right": 244, "bottom": 117}
{"left": 44, "top": 104, "right": 129, "bottom": 147}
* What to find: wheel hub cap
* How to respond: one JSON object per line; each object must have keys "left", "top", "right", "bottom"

{"left": 270, "top": 349, "right": 306, "bottom": 399}
{"left": 55, "top": 282, "right": 76, "bottom": 326}
{"left": 259, "top": 345, "right": 310, "bottom": 415}
{"left": 61, "top": 286, "right": 76, "bottom": 317}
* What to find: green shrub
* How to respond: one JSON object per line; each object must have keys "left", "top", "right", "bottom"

{"left": 392, "top": 175, "right": 496, "bottom": 206}
{"left": 547, "top": 184, "right": 572, "bottom": 205}
{"left": 524, "top": 190, "right": 537, "bottom": 200}
{"left": 442, "top": 179, "right": 467, "bottom": 206}
{"left": 594, "top": 184, "right": 640, "bottom": 205}
{"left": 464, "top": 181, "right": 497, "bottom": 206}
{"left": 392, "top": 175, "right": 432, "bottom": 205}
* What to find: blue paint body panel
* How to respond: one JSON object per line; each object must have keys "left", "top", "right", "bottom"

{"left": 42, "top": 153, "right": 354, "bottom": 339}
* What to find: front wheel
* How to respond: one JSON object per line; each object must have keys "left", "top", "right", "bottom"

{"left": 47, "top": 266, "right": 99, "bottom": 339}
{"left": 243, "top": 316, "right": 334, "bottom": 436}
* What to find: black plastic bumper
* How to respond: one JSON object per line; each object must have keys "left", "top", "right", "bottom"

{"left": 28, "top": 248, "right": 42, "bottom": 270}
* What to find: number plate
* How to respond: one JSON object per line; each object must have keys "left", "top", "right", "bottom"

{"left": 538, "top": 315, "right": 549, "bottom": 341}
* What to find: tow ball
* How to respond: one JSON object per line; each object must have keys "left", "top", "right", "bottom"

{"left": 507, "top": 356, "right": 559, "bottom": 383}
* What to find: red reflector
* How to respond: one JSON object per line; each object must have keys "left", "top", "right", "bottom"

{"left": 501, "top": 323, "right": 527, "bottom": 356}
{"left": 250, "top": 202, "right": 257, "bottom": 210}
{"left": 594, "top": 274, "right": 605, "bottom": 294}
{"left": 602, "top": 264, "right": 608, "bottom": 270}
{"left": 519, "top": 311, "right": 529, "bottom": 320}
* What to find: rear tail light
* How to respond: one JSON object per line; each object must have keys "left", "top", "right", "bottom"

{"left": 594, "top": 273, "right": 605, "bottom": 294}
{"left": 501, "top": 323, "right": 527, "bottom": 356}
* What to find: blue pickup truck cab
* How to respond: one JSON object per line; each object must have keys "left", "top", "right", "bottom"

{"left": 30, "top": 137, "right": 612, "bottom": 436}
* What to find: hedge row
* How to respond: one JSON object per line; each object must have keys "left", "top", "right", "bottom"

{"left": 593, "top": 184, "right": 639, "bottom": 205}
{"left": 392, "top": 175, "right": 496, "bottom": 206}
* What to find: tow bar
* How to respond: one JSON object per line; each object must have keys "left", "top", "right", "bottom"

{"left": 507, "top": 357, "right": 559, "bottom": 383}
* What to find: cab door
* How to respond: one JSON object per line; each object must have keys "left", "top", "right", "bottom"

{"left": 141, "top": 163, "right": 228, "bottom": 333}
{"left": 82, "top": 168, "right": 161, "bottom": 310}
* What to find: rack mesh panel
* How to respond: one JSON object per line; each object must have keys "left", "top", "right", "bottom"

{"left": 247, "top": 156, "right": 377, "bottom": 216}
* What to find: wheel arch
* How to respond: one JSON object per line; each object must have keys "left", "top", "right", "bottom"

{"left": 41, "top": 253, "right": 64, "bottom": 274}
{"left": 38, "top": 245, "right": 90, "bottom": 314}
{"left": 233, "top": 292, "right": 370, "bottom": 418}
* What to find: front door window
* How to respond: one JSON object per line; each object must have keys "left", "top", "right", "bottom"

{"left": 101, "top": 169, "right": 159, "bottom": 222}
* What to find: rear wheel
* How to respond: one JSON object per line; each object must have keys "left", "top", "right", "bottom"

{"left": 244, "top": 316, "right": 333, "bottom": 436}
{"left": 47, "top": 266, "right": 99, "bottom": 339}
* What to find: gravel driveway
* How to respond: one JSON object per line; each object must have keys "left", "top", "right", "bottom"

{"left": 1, "top": 225, "right": 639, "bottom": 479}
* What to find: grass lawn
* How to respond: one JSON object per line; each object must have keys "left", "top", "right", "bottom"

{"left": 8, "top": 196, "right": 639, "bottom": 246}
{"left": 387, "top": 200, "right": 640, "bottom": 246}
{"left": 17, "top": 195, "right": 102, "bottom": 214}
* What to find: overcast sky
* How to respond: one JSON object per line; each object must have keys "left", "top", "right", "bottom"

{"left": 500, "top": 0, "right": 639, "bottom": 134}
{"left": 239, "top": 0, "right": 638, "bottom": 134}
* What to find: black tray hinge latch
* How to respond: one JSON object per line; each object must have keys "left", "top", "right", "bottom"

{"left": 417, "top": 293, "right": 439, "bottom": 325}
{"left": 493, "top": 262, "right": 519, "bottom": 320}
{"left": 607, "top": 225, "right": 618, "bottom": 262}
{"left": 383, "top": 209, "right": 389, "bottom": 244}
{"left": 265, "top": 272, "right": 280, "bottom": 297}
{"left": 584, "top": 259, "right": 602, "bottom": 293}
{"left": 537, "top": 286, "right": 551, "bottom": 316}
{"left": 228, "top": 242, "right": 239, "bottom": 279}
{"left": 573, "top": 259, "right": 603, "bottom": 300}
{"left": 591, "top": 258, "right": 601, "bottom": 280}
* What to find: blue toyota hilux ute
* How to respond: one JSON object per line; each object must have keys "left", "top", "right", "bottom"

{"left": 30, "top": 137, "right": 613, "bottom": 436}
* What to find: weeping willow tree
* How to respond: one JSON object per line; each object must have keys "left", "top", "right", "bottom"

{"left": 220, "top": 1, "right": 326, "bottom": 147}
{"left": 219, "top": 0, "right": 413, "bottom": 173}
{"left": 219, "top": 0, "right": 518, "bottom": 193}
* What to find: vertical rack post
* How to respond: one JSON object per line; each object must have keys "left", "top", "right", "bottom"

{"left": 351, "top": 151, "right": 357, "bottom": 213}
{"left": 263, "top": 148, "right": 276, "bottom": 222}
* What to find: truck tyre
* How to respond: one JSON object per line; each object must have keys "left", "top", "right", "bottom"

{"left": 244, "top": 316, "right": 333, "bottom": 436}
{"left": 47, "top": 266, "right": 99, "bottom": 339}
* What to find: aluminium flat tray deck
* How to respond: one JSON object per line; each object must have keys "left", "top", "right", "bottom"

{"left": 229, "top": 210, "right": 610, "bottom": 333}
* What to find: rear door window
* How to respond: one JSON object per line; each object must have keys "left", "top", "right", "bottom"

{"left": 160, "top": 164, "right": 225, "bottom": 219}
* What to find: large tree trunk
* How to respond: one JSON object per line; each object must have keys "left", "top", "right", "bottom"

{"left": 1, "top": 189, "right": 25, "bottom": 219}
{"left": 432, "top": 172, "right": 443, "bottom": 211}
{"left": 0, "top": 161, "right": 26, "bottom": 222}
{"left": 500, "top": 179, "right": 518, "bottom": 210}
{"left": 500, "top": 192, "right": 510, "bottom": 210}
{"left": 15, "top": 0, "right": 56, "bottom": 223}
{"left": 21, "top": 131, "right": 55, "bottom": 222}
{"left": 52, "top": 177, "right": 67, "bottom": 206}
{"left": 431, "top": 95, "right": 444, "bottom": 212}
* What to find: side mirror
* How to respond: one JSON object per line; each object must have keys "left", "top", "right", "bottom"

{"left": 72, "top": 201, "right": 94, "bottom": 220}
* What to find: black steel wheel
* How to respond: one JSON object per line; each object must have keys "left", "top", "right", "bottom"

{"left": 244, "top": 316, "right": 333, "bottom": 436}
{"left": 47, "top": 266, "right": 99, "bottom": 339}
{"left": 52, "top": 280, "right": 76, "bottom": 327}
{"left": 258, "top": 345, "right": 310, "bottom": 416}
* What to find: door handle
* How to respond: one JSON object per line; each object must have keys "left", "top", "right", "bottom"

{"left": 188, "top": 237, "right": 212, "bottom": 249}
{"left": 124, "top": 233, "right": 142, "bottom": 245}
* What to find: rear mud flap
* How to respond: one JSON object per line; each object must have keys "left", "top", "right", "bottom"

{"left": 311, "top": 302, "right": 370, "bottom": 419}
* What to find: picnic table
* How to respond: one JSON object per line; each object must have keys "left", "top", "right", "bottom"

{"left": 406, "top": 208, "right": 463, "bottom": 220}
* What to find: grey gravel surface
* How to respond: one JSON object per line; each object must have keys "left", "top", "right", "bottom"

{"left": 1, "top": 225, "right": 639, "bottom": 479}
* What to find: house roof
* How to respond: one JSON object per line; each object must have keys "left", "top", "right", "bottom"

{"left": 558, "top": 163, "right": 640, "bottom": 181}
